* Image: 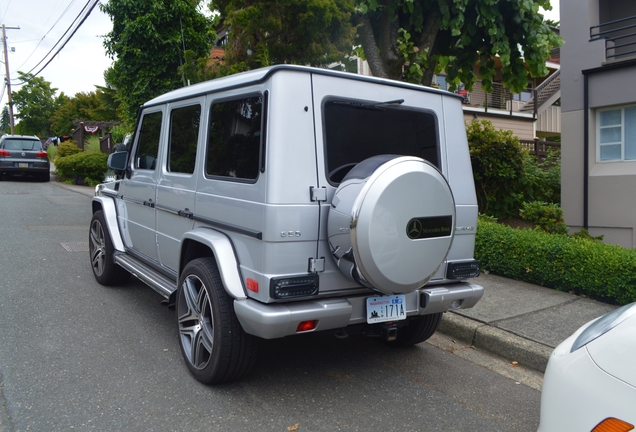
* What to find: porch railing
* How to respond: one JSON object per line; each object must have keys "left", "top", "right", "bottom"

{"left": 590, "top": 14, "right": 636, "bottom": 61}
{"left": 452, "top": 80, "right": 537, "bottom": 118}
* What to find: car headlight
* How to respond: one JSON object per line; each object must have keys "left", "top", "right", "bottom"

{"left": 571, "top": 302, "right": 636, "bottom": 352}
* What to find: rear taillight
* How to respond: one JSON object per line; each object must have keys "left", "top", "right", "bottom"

{"left": 0, "top": 149, "right": 9, "bottom": 156}
{"left": 36, "top": 151, "right": 48, "bottom": 159}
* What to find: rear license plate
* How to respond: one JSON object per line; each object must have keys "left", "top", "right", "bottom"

{"left": 18, "top": 163, "right": 29, "bottom": 168}
{"left": 366, "top": 295, "right": 406, "bottom": 324}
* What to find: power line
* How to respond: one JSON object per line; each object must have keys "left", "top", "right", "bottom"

{"left": 21, "top": 0, "right": 96, "bottom": 77}
{"left": 14, "top": 0, "right": 80, "bottom": 71}
{"left": 11, "top": 0, "right": 99, "bottom": 86}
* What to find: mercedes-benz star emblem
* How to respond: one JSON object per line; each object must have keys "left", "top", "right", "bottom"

{"left": 407, "top": 219, "right": 422, "bottom": 239}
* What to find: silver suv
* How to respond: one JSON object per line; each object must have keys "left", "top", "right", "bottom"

{"left": 90, "top": 65, "right": 483, "bottom": 384}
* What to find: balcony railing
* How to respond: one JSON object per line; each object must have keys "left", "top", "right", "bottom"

{"left": 444, "top": 80, "right": 537, "bottom": 117}
{"left": 590, "top": 14, "right": 636, "bottom": 61}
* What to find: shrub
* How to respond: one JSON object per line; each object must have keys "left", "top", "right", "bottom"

{"left": 55, "top": 141, "right": 82, "bottom": 159}
{"left": 47, "top": 144, "right": 57, "bottom": 161}
{"left": 84, "top": 135, "right": 102, "bottom": 153}
{"left": 55, "top": 151, "right": 108, "bottom": 186}
{"left": 475, "top": 219, "right": 636, "bottom": 305}
{"left": 467, "top": 120, "right": 525, "bottom": 219}
{"left": 520, "top": 201, "right": 568, "bottom": 235}
{"left": 571, "top": 228, "right": 604, "bottom": 242}
{"left": 109, "top": 125, "right": 130, "bottom": 144}
{"left": 515, "top": 149, "right": 561, "bottom": 205}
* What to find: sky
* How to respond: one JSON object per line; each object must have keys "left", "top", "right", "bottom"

{"left": 0, "top": 0, "right": 561, "bottom": 110}
{"left": 1, "top": 0, "right": 112, "bottom": 106}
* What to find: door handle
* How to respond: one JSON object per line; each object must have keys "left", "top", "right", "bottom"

{"left": 178, "top": 209, "right": 193, "bottom": 219}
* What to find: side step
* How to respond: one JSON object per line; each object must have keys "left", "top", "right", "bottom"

{"left": 114, "top": 253, "right": 176, "bottom": 299}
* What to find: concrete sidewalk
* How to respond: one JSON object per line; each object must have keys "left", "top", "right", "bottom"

{"left": 53, "top": 178, "right": 617, "bottom": 374}
{"left": 439, "top": 273, "right": 617, "bottom": 372}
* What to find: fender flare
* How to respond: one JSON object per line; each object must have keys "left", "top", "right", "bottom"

{"left": 92, "top": 196, "right": 125, "bottom": 252}
{"left": 180, "top": 228, "right": 247, "bottom": 300}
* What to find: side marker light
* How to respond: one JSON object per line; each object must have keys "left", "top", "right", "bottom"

{"left": 592, "top": 417, "right": 634, "bottom": 432}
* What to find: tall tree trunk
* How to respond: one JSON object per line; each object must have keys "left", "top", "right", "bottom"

{"left": 356, "top": 14, "right": 389, "bottom": 79}
{"left": 417, "top": 10, "right": 441, "bottom": 86}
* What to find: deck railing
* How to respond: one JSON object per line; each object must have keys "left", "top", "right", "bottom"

{"left": 590, "top": 14, "right": 636, "bottom": 61}
{"left": 447, "top": 80, "right": 536, "bottom": 117}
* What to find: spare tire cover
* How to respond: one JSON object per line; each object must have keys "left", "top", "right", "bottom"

{"left": 327, "top": 155, "right": 455, "bottom": 295}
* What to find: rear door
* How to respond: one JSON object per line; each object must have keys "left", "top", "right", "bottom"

{"left": 155, "top": 98, "right": 203, "bottom": 272}
{"left": 310, "top": 74, "right": 446, "bottom": 291}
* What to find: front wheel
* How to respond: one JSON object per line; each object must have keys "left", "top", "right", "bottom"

{"left": 89, "top": 210, "right": 130, "bottom": 285}
{"left": 384, "top": 312, "right": 443, "bottom": 347}
{"left": 176, "top": 258, "right": 259, "bottom": 384}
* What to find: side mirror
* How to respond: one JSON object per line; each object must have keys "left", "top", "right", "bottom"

{"left": 108, "top": 151, "right": 129, "bottom": 171}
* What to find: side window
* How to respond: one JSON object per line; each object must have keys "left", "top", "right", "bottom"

{"left": 206, "top": 95, "right": 262, "bottom": 180}
{"left": 168, "top": 104, "right": 201, "bottom": 174}
{"left": 134, "top": 111, "right": 163, "bottom": 170}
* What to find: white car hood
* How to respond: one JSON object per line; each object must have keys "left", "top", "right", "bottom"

{"left": 586, "top": 313, "right": 636, "bottom": 388}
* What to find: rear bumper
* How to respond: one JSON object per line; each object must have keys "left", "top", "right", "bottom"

{"left": 0, "top": 161, "right": 50, "bottom": 174}
{"left": 234, "top": 281, "right": 483, "bottom": 339}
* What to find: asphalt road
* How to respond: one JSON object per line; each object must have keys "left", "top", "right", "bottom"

{"left": 0, "top": 178, "right": 542, "bottom": 432}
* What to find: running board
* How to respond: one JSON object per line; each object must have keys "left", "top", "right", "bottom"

{"left": 114, "top": 253, "right": 176, "bottom": 299}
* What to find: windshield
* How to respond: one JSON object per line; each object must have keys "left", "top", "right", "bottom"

{"left": 2, "top": 139, "right": 42, "bottom": 151}
{"left": 323, "top": 99, "right": 440, "bottom": 184}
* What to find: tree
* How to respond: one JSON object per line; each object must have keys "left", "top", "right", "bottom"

{"left": 209, "top": 0, "right": 357, "bottom": 76}
{"left": 12, "top": 72, "right": 65, "bottom": 137}
{"left": 213, "top": 0, "right": 561, "bottom": 93}
{"left": 0, "top": 106, "right": 10, "bottom": 134}
{"left": 101, "top": 0, "right": 215, "bottom": 123}
{"left": 355, "top": 0, "right": 562, "bottom": 92}
{"left": 50, "top": 90, "right": 116, "bottom": 136}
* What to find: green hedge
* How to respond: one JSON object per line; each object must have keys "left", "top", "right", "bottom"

{"left": 55, "top": 152, "right": 108, "bottom": 186}
{"left": 475, "top": 220, "right": 636, "bottom": 305}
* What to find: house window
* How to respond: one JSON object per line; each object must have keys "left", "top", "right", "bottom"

{"left": 598, "top": 105, "right": 636, "bottom": 161}
{"left": 434, "top": 75, "right": 447, "bottom": 91}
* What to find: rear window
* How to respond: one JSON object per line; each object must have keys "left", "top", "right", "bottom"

{"left": 323, "top": 99, "right": 439, "bottom": 183}
{"left": 1, "top": 139, "right": 42, "bottom": 151}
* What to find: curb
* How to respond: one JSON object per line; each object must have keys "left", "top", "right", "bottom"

{"left": 438, "top": 312, "right": 552, "bottom": 373}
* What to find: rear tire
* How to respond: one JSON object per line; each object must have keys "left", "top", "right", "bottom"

{"left": 89, "top": 210, "right": 130, "bottom": 285}
{"left": 384, "top": 312, "right": 443, "bottom": 347}
{"left": 176, "top": 258, "right": 259, "bottom": 384}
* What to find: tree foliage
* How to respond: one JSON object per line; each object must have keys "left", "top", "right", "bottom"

{"left": 467, "top": 120, "right": 561, "bottom": 220}
{"left": 12, "top": 72, "right": 66, "bottom": 137}
{"left": 356, "top": 0, "right": 562, "bottom": 91}
{"left": 211, "top": 0, "right": 561, "bottom": 93}
{"left": 50, "top": 90, "right": 117, "bottom": 136}
{"left": 0, "top": 106, "right": 10, "bottom": 133}
{"left": 467, "top": 119, "right": 525, "bottom": 219}
{"left": 101, "top": 0, "right": 215, "bottom": 123}
{"left": 209, "top": 0, "right": 357, "bottom": 77}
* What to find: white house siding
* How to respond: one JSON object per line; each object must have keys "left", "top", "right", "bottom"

{"left": 463, "top": 112, "right": 535, "bottom": 141}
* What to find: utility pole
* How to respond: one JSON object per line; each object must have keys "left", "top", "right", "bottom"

{"left": 2, "top": 24, "right": 20, "bottom": 135}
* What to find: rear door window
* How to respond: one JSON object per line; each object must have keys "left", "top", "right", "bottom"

{"left": 168, "top": 104, "right": 201, "bottom": 174}
{"left": 206, "top": 95, "right": 263, "bottom": 181}
{"left": 323, "top": 99, "right": 439, "bottom": 183}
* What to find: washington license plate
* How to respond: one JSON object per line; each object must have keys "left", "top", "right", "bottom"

{"left": 366, "top": 295, "right": 406, "bottom": 324}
